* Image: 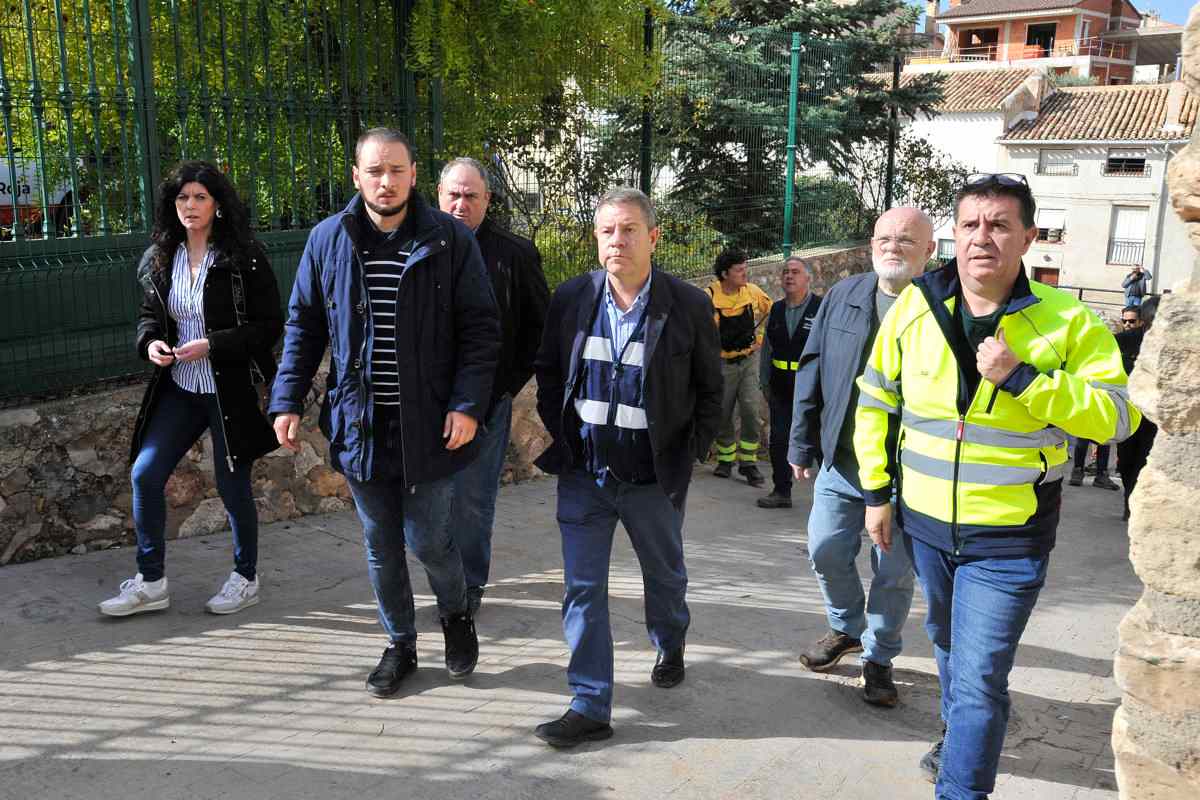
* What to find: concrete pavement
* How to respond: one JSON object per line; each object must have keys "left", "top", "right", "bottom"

{"left": 0, "top": 471, "right": 1134, "bottom": 799}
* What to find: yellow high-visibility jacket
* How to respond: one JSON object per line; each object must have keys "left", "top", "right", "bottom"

{"left": 853, "top": 264, "right": 1140, "bottom": 558}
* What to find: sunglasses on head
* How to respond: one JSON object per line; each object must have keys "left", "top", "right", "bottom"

{"left": 965, "top": 173, "right": 1029, "bottom": 188}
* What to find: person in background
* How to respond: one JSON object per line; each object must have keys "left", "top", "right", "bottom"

{"left": 1122, "top": 264, "right": 1152, "bottom": 308}
{"left": 1116, "top": 299, "right": 1160, "bottom": 520}
{"left": 706, "top": 249, "right": 772, "bottom": 487}
{"left": 757, "top": 256, "right": 821, "bottom": 509}
{"left": 101, "top": 161, "right": 282, "bottom": 617}
{"left": 438, "top": 157, "right": 550, "bottom": 614}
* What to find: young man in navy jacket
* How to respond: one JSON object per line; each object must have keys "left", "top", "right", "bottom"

{"left": 269, "top": 128, "right": 500, "bottom": 696}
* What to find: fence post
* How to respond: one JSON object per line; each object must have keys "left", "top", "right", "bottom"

{"left": 884, "top": 52, "right": 900, "bottom": 211}
{"left": 394, "top": 0, "right": 417, "bottom": 139}
{"left": 126, "top": 0, "right": 160, "bottom": 231}
{"left": 639, "top": 6, "right": 653, "bottom": 198}
{"left": 782, "top": 32, "right": 800, "bottom": 258}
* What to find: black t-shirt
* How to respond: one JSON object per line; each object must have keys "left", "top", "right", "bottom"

{"left": 958, "top": 297, "right": 1006, "bottom": 352}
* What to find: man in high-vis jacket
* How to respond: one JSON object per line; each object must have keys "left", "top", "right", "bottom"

{"left": 855, "top": 173, "right": 1140, "bottom": 799}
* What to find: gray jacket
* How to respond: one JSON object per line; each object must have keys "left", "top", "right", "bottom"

{"left": 787, "top": 271, "right": 881, "bottom": 470}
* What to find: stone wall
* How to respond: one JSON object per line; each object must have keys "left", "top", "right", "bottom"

{"left": 0, "top": 242, "right": 869, "bottom": 567}
{"left": 1111, "top": 6, "right": 1200, "bottom": 797}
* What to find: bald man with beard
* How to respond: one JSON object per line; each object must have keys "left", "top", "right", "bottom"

{"left": 788, "top": 207, "right": 934, "bottom": 707}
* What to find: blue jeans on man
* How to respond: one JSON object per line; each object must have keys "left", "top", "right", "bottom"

{"left": 132, "top": 379, "right": 258, "bottom": 583}
{"left": 807, "top": 459, "right": 913, "bottom": 665}
{"left": 449, "top": 394, "right": 513, "bottom": 600}
{"left": 344, "top": 473, "right": 468, "bottom": 644}
{"left": 557, "top": 467, "right": 690, "bottom": 722}
{"left": 906, "top": 535, "right": 1048, "bottom": 800}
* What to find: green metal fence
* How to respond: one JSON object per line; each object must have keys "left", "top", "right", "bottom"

{"left": 0, "top": 3, "right": 884, "bottom": 404}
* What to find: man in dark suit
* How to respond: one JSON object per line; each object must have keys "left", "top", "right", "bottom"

{"left": 532, "top": 187, "right": 723, "bottom": 747}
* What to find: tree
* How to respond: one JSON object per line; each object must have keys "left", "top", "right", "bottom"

{"left": 843, "top": 131, "right": 970, "bottom": 230}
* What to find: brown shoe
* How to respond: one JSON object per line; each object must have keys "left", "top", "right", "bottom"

{"left": 862, "top": 659, "right": 899, "bottom": 707}
{"left": 798, "top": 630, "right": 863, "bottom": 672}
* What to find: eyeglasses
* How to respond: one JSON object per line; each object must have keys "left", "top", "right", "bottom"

{"left": 1121, "top": 318, "right": 1140, "bottom": 326}
{"left": 872, "top": 236, "right": 918, "bottom": 250}
{"left": 965, "top": 173, "right": 1029, "bottom": 188}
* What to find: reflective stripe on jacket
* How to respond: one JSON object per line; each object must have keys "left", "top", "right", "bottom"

{"left": 853, "top": 263, "right": 1141, "bottom": 558}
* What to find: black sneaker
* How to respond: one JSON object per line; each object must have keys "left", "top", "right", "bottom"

{"left": 534, "top": 709, "right": 614, "bottom": 748}
{"left": 919, "top": 732, "right": 945, "bottom": 783}
{"left": 798, "top": 630, "right": 863, "bottom": 672}
{"left": 739, "top": 464, "right": 766, "bottom": 487}
{"left": 1093, "top": 473, "right": 1120, "bottom": 491}
{"left": 441, "top": 611, "right": 479, "bottom": 679}
{"left": 365, "top": 643, "right": 418, "bottom": 697}
{"left": 756, "top": 491, "right": 792, "bottom": 509}
{"left": 862, "top": 659, "right": 899, "bottom": 707}
{"left": 1068, "top": 468, "right": 1084, "bottom": 486}
{"left": 713, "top": 461, "right": 733, "bottom": 479}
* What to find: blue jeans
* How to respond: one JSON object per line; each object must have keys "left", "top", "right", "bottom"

{"left": 806, "top": 461, "right": 914, "bottom": 665}
{"left": 449, "top": 394, "right": 512, "bottom": 592}
{"left": 132, "top": 379, "right": 258, "bottom": 583}
{"left": 557, "top": 468, "right": 690, "bottom": 722}
{"left": 344, "top": 473, "right": 467, "bottom": 644}
{"left": 906, "top": 536, "right": 1049, "bottom": 800}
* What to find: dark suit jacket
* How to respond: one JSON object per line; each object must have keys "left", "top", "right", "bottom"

{"left": 534, "top": 267, "right": 723, "bottom": 507}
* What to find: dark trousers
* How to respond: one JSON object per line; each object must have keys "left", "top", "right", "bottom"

{"left": 1072, "top": 439, "right": 1110, "bottom": 474}
{"left": 767, "top": 388, "right": 794, "bottom": 495}
{"left": 1118, "top": 420, "right": 1158, "bottom": 515}
{"left": 556, "top": 468, "right": 690, "bottom": 722}
{"left": 131, "top": 379, "right": 258, "bottom": 583}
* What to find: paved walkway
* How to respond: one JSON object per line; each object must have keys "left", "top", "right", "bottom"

{"left": 0, "top": 472, "right": 1135, "bottom": 800}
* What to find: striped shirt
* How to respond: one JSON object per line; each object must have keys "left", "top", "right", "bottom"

{"left": 362, "top": 222, "right": 415, "bottom": 407}
{"left": 168, "top": 244, "right": 217, "bottom": 394}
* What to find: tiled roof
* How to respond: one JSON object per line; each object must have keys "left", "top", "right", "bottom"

{"left": 1000, "top": 83, "right": 1196, "bottom": 141}
{"left": 869, "top": 68, "right": 1038, "bottom": 113}
{"left": 939, "top": 0, "right": 1082, "bottom": 20}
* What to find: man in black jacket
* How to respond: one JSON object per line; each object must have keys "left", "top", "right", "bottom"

{"left": 532, "top": 188, "right": 723, "bottom": 747}
{"left": 757, "top": 256, "right": 821, "bottom": 509}
{"left": 1116, "top": 298, "right": 1159, "bottom": 520}
{"left": 787, "top": 207, "right": 931, "bottom": 708}
{"left": 270, "top": 128, "right": 500, "bottom": 697}
{"left": 438, "top": 157, "right": 550, "bottom": 614}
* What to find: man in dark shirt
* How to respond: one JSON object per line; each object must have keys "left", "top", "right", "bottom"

{"left": 438, "top": 157, "right": 550, "bottom": 614}
{"left": 1116, "top": 299, "right": 1159, "bottom": 520}
{"left": 788, "top": 207, "right": 932, "bottom": 707}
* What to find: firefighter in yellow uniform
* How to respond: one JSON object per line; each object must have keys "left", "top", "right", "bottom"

{"left": 854, "top": 174, "right": 1140, "bottom": 799}
{"left": 706, "top": 248, "right": 773, "bottom": 486}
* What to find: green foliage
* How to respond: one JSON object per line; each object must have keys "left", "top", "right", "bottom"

{"left": 1052, "top": 73, "right": 1099, "bottom": 87}
{"left": 842, "top": 130, "right": 970, "bottom": 230}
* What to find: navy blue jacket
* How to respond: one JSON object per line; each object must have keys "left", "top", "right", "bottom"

{"left": 268, "top": 193, "right": 500, "bottom": 485}
{"left": 788, "top": 271, "right": 882, "bottom": 471}
{"left": 534, "top": 268, "right": 724, "bottom": 508}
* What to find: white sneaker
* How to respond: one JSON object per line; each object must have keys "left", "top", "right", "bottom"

{"left": 98, "top": 574, "right": 170, "bottom": 617}
{"left": 205, "top": 571, "right": 260, "bottom": 615}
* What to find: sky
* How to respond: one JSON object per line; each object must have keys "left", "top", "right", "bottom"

{"left": 912, "top": 0, "right": 1196, "bottom": 26}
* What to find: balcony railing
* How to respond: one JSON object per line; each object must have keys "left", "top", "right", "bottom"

{"left": 1103, "top": 162, "right": 1152, "bottom": 177}
{"left": 1106, "top": 239, "right": 1145, "bottom": 265}
{"left": 907, "top": 36, "right": 1132, "bottom": 65}
{"left": 1036, "top": 163, "right": 1078, "bottom": 176}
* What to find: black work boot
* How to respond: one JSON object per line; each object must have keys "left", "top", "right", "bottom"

{"left": 861, "top": 659, "right": 899, "bottom": 707}
{"left": 1068, "top": 467, "right": 1085, "bottom": 486}
{"left": 919, "top": 730, "right": 945, "bottom": 783}
{"left": 1093, "top": 472, "right": 1120, "bottom": 491}
{"left": 651, "top": 645, "right": 686, "bottom": 688}
{"left": 441, "top": 611, "right": 479, "bottom": 680}
{"left": 756, "top": 490, "right": 792, "bottom": 509}
{"left": 798, "top": 630, "right": 863, "bottom": 672}
{"left": 713, "top": 461, "right": 733, "bottom": 479}
{"left": 365, "top": 643, "right": 418, "bottom": 697}
{"left": 739, "top": 463, "right": 766, "bottom": 488}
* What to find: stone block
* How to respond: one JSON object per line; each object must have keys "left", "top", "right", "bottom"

{"left": 1116, "top": 601, "right": 1200, "bottom": 716}
{"left": 1113, "top": 705, "right": 1200, "bottom": 797}
{"left": 1129, "top": 295, "right": 1200, "bottom": 433}
{"left": 1127, "top": 455, "right": 1200, "bottom": 601}
{"left": 177, "top": 498, "right": 231, "bottom": 539}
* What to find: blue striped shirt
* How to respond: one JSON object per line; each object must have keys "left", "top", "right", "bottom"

{"left": 168, "top": 244, "right": 217, "bottom": 394}
{"left": 603, "top": 271, "right": 651, "bottom": 356}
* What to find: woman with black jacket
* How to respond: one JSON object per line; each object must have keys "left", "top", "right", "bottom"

{"left": 99, "top": 161, "right": 282, "bottom": 617}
